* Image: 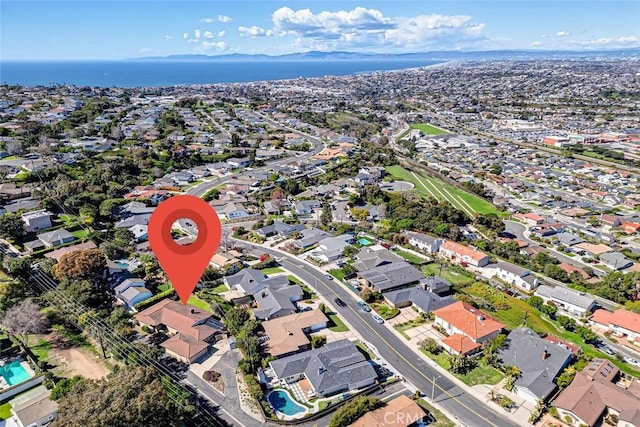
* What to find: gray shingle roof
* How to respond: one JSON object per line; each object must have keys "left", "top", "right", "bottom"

{"left": 385, "top": 286, "right": 456, "bottom": 312}
{"left": 269, "top": 339, "right": 377, "bottom": 395}
{"left": 498, "top": 328, "right": 573, "bottom": 400}
{"left": 358, "top": 261, "right": 425, "bottom": 292}
{"left": 535, "top": 285, "right": 596, "bottom": 310}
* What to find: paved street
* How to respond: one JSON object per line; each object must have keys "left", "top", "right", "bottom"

{"left": 239, "top": 240, "right": 521, "bottom": 427}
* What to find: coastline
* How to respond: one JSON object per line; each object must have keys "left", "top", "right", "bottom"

{"left": 0, "top": 59, "right": 448, "bottom": 89}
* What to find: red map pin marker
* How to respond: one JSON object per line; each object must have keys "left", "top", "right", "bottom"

{"left": 148, "top": 195, "right": 222, "bottom": 304}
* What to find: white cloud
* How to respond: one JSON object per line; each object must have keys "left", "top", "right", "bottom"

{"left": 183, "top": 32, "right": 189, "bottom": 39}
{"left": 194, "top": 29, "right": 201, "bottom": 39}
{"left": 138, "top": 48, "right": 152, "bottom": 54}
{"left": 201, "top": 17, "right": 215, "bottom": 23}
{"left": 218, "top": 30, "right": 226, "bottom": 37}
{"left": 569, "top": 35, "right": 639, "bottom": 47}
{"left": 202, "top": 41, "right": 228, "bottom": 51}
{"left": 164, "top": 35, "right": 174, "bottom": 41}
{"left": 555, "top": 31, "right": 570, "bottom": 37}
{"left": 253, "top": 7, "right": 488, "bottom": 51}
{"left": 218, "top": 14, "right": 232, "bottom": 23}
{"left": 530, "top": 41, "right": 543, "bottom": 47}
{"left": 238, "top": 25, "right": 274, "bottom": 38}
{"left": 203, "top": 31, "right": 214, "bottom": 39}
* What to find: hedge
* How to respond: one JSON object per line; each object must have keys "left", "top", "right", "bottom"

{"left": 134, "top": 288, "right": 176, "bottom": 310}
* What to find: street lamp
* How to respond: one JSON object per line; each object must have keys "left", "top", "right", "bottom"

{"left": 431, "top": 374, "right": 442, "bottom": 403}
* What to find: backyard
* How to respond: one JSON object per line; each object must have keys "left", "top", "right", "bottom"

{"left": 421, "top": 350, "right": 503, "bottom": 387}
{"left": 393, "top": 249, "right": 428, "bottom": 265}
{"left": 423, "top": 262, "right": 475, "bottom": 286}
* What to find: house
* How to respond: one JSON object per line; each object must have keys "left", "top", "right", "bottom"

{"left": 253, "top": 286, "right": 302, "bottom": 320}
{"left": 405, "top": 231, "right": 443, "bottom": 254}
{"left": 308, "top": 234, "right": 354, "bottom": 263}
{"left": 11, "top": 388, "right": 58, "bottom": 427}
{"left": 44, "top": 241, "right": 97, "bottom": 262}
{"left": 353, "top": 246, "right": 403, "bottom": 271}
{"left": 552, "top": 359, "right": 640, "bottom": 426}
{"left": 294, "top": 200, "right": 322, "bottom": 215}
{"left": 350, "top": 395, "right": 426, "bottom": 427}
{"left": 256, "top": 221, "right": 306, "bottom": 238}
{"left": 21, "top": 209, "right": 53, "bottom": 232}
{"left": 574, "top": 242, "right": 612, "bottom": 257}
{"left": 498, "top": 328, "right": 573, "bottom": 403}
{"left": 600, "top": 214, "right": 622, "bottom": 229}
{"left": 557, "top": 263, "right": 590, "bottom": 280}
{"left": 135, "top": 299, "right": 226, "bottom": 363}
{"left": 621, "top": 222, "right": 640, "bottom": 235}
{"left": 261, "top": 309, "right": 329, "bottom": 358}
{"left": 434, "top": 301, "right": 505, "bottom": 355}
{"left": 114, "top": 278, "right": 152, "bottom": 310}
{"left": 119, "top": 201, "right": 155, "bottom": 218}
{"left": 36, "top": 228, "right": 75, "bottom": 248}
{"left": 226, "top": 157, "right": 252, "bottom": 168}
{"left": 220, "top": 202, "right": 255, "bottom": 221}
{"left": 422, "top": 276, "right": 452, "bottom": 295}
{"left": 554, "top": 232, "right": 584, "bottom": 247}
{"left": 224, "top": 268, "right": 287, "bottom": 295}
{"left": 292, "top": 228, "right": 331, "bottom": 249}
{"left": 599, "top": 252, "right": 633, "bottom": 270}
{"left": 385, "top": 285, "right": 456, "bottom": 312}
{"left": 535, "top": 285, "right": 597, "bottom": 317}
{"left": 263, "top": 200, "right": 291, "bottom": 215}
{"left": 210, "top": 252, "right": 242, "bottom": 272}
{"left": 590, "top": 309, "right": 640, "bottom": 347}
{"left": 266, "top": 339, "right": 377, "bottom": 397}
{"left": 128, "top": 224, "right": 148, "bottom": 242}
{"left": 438, "top": 240, "right": 489, "bottom": 267}
{"left": 484, "top": 261, "right": 539, "bottom": 291}
{"left": 514, "top": 212, "right": 546, "bottom": 225}
{"left": 357, "top": 261, "right": 425, "bottom": 293}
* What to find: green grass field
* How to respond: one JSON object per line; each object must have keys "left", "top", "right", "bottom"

{"left": 410, "top": 123, "right": 449, "bottom": 135}
{"left": 261, "top": 267, "right": 285, "bottom": 275}
{"left": 327, "top": 313, "right": 349, "bottom": 332}
{"left": 386, "top": 165, "right": 501, "bottom": 216}
{"left": 211, "top": 284, "right": 229, "bottom": 293}
{"left": 187, "top": 295, "right": 212, "bottom": 312}
{"left": 422, "top": 350, "right": 503, "bottom": 386}
{"left": 393, "top": 249, "right": 427, "bottom": 264}
{"left": 423, "top": 263, "right": 475, "bottom": 286}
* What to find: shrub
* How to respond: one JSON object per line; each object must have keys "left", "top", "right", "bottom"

{"left": 328, "top": 397, "right": 385, "bottom": 427}
{"left": 203, "top": 370, "right": 221, "bottom": 382}
{"left": 134, "top": 288, "right": 176, "bottom": 310}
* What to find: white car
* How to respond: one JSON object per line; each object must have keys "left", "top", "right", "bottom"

{"left": 624, "top": 357, "right": 640, "bottom": 367}
{"left": 372, "top": 314, "right": 384, "bottom": 324}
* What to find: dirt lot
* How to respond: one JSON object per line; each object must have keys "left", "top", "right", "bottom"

{"left": 44, "top": 332, "right": 110, "bottom": 379}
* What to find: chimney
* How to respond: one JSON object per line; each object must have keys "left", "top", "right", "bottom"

{"left": 477, "top": 315, "right": 484, "bottom": 321}
{"left": 190, "top": 309, "right": 195, "bottom": 314}
{"left": 261, "top": 292, "right": 267, "bottom": 298}
{"left": 542, "top": 349, "right": 549, "bottom": 360}
{"left": 318, "top": 367, "right": 325, "bottom": 375}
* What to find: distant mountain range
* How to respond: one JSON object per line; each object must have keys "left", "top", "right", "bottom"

{"left": 133, "top": 48, "right": 640, "bottom": 62}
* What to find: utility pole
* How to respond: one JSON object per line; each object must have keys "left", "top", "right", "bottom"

{"left": 431, "top": 374, "right": 441, "bottom": 403}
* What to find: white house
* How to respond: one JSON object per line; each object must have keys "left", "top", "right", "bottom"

{"left": 405, "top": 231, "right": 443, "bottom": 254}
{"left": 535, "top": 285, "right": 597, "bottom": 317}
{"left": 485, "top": 261, "right": 539, "bottom": 291}
{"left": 21, "top": 210, "right": 53, "bottom": 233}
{"left": 590, "top": 309, "right": 640, "bottom": 347}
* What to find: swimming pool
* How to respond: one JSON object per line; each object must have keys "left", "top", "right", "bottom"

{"left": 267, "top": 390, "right": 306, "bottom": 416}
{"left": 0, "top": 361, "right": 32, "bottom": 386}
{"left": 358, "top": 238, "right": 372, "bottom": 246}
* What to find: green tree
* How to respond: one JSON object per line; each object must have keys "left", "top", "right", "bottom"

{"left": 328, "top": 397, "right": 385, "bottom": 427}
{"left": 342, "top": 245, "right": 358, "bottom": 259}
{"left": 54, "top": 366, "right": 191, "bottom": 426}
{"left": 321, "top": 203, "right": 333, "bottom": 225}
{"left": 596, "top": 272, "right": 640, "bottom": 304}
{"left": 226, "top": 307, "right": 250, "bottom": 335}
{"left": 51, "top": 376, "right": 83, "bottom": 400}
{"left": 527, "top": 295, "right": 544, "bottom": 310}
{"left": 418, "top": 337, "right": 440, "bottom": 354}
{"left": 311, "top": 335, "right": 327, "bottom": 349}
{"left": 51, "top": 249, "right": 106, "bottom": 282}
{"left": 350, "top": 207, "right": 369, "bottom": 222}
{"left": 0, "top": 213, "right": 24, "bottom": 241}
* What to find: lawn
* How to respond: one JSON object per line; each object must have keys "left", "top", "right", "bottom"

{"left": 158, "top": 283, "right": 172, "bottom": 292}
{"left": 385, "top": 165, "right": 502, "bottom": 216}
{"left": 372, "top": 303, "right": 400, "bottom": 320}
{"left": 261, "top": 267, "right": 285, "bottom": 275}
{"left": 59, "top": 214, "right": 80, "bottom": 226}
{"left": 421, "top": 350, "right": 503, "bottom": 386}
{"left": 410, "top": 123, "right": 449, "bottom": 135}
{"left": 0, "top": 403, "right": 11, "bottom": 420}
{"left": 415, "top": 399, "right": 455, "bottom": 427}
{"left": 422, "top": 263, "right": 475, "bottom": 286}
{"left": 355, "top": 342, "right": 375, "bottom": 360}
{"left": 394, "top": 249, "right": 427, "bottom": 265}
{"left": 71, "top": 229, "right": 89, "bottom": 239}
{"left": 328, "top": 268, "right": 346, "bottom": 281}
{"left": 327, "top": 313, "right": 349, "bottom": 332}
{"left": 211, "top": 283, "right": 229, "bottom": 293}
{"left": 187, "top": 295, "right": 213, "bottom": 313}
{"left": 287, "top": 275, "right": 302, "bottom": 284}
{"left": 30, "top": 338, "right": 52, "bottom": 364}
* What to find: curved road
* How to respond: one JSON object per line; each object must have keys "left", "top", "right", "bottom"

{"left": 236, "top": 240, "right": 520, "bottom": 427}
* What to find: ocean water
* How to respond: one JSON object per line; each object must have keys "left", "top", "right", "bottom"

{"left": 0, "top": 59, "right": 442, "bottom": 88}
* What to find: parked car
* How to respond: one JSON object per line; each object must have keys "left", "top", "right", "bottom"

{"left": 357, "top": 301, "right": 371, "bottom": 312}
{"left": 334, "top": 297, "right": 346, "bottom": 308}
{"left": 596, "top": 342, "right": 616, "bottom": 356}
{"left": 624, "top": 357, "right": 640, "bottom": 367}
{"left": 372, "top": 313, "right": 384, "bottom": 324}
{"left": 324, "top": 274, "right": 334, "bottom": 281}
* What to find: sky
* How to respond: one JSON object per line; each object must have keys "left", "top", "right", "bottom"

{"left": 1, "top": 0, "right": 639, "bottom": 60}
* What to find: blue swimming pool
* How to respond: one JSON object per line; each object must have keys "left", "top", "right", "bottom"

{"left": 267, "top": 390, "right": 306, "bottom": 416}
{"left": 358, "top": 238, "right": 372, "bottom": 246}
{"left": 0, "top": 361, "right": 32, "bottom": 386}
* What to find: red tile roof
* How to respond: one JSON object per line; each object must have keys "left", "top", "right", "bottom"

{"left": 441, "top": 334, "right": 481, "bottom": 355}
{"left": 434, "top": 301, "right": 504, "bottom": 341}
